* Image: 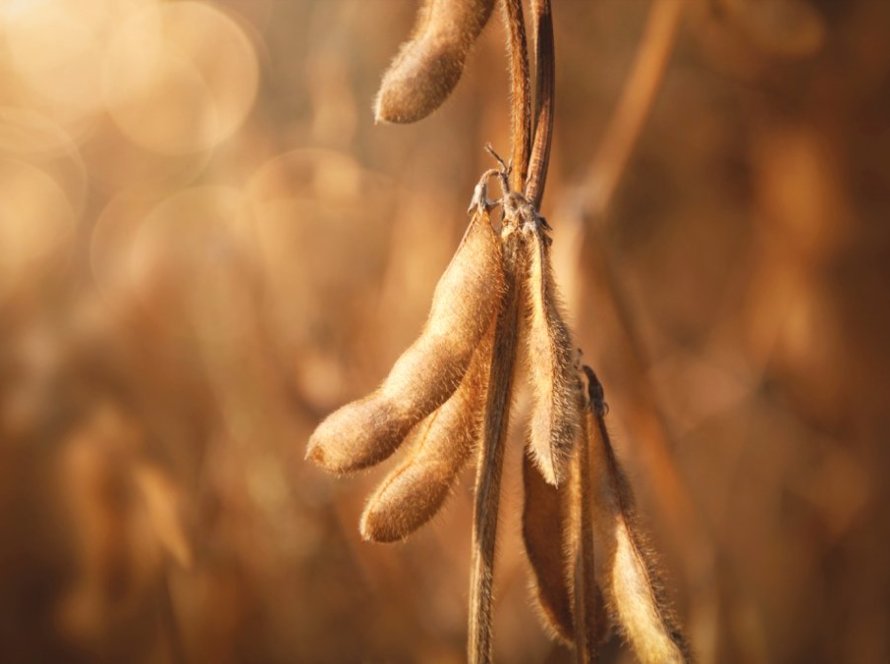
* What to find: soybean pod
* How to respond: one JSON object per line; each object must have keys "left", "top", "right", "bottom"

{"left": 306, "top": 204, "right": 502, "bottom": 474}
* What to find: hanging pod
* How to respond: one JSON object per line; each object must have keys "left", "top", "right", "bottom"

{"left": 521, "top": 451, "right": 574, "bottom": 643}
{"left": 375, "top": 0, "right": 495, "bottom": 123}
{"left": 583, "top": 367, "right": 692, "bottom": 664}
{"left": 306, "top": 203, "right": 503, "bottom": 474}
{"left": 518, "top": 205, "right": 581, "bottom": 486}
{"left": 522, "top": 384, "right": 609, "bottom": 660}
{"left": 360, "top": 323, "right": 493, "bottom": 542}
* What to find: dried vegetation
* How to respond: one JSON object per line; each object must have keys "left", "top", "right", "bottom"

{"left": 309, "top": 0, "right": 691, "bottom": 660}
{"left": 0, "top": 0, "right": 887, "bottom": 663}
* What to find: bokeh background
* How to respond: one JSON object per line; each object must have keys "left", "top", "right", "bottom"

{"left": 1, "top": 0, "right": 888, "bottom": 662}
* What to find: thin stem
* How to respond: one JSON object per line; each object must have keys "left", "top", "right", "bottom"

{"left": 500, "top": 0, "right": 532, "bottom": 191}
{"left": 525, "top": 0, "right": 556, "bottom": 209}
{"left": 584, "top": 0, "right": 683, "bottom": 219}
{"left": 468, "top": 226, "right": 524, "bottom": 664}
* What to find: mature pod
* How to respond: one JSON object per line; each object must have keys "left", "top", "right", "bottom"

{"left": 569, "top": 389, "right": 609, "bottom": 662}
{"left": 374, "top": 0, "right": 495, "bottom": 123}
{"left": 359, "top": 325, "right": 493, "bottom": 542}
{"left": 519, "top": 206, "right": 580, "bottom": 486}
{"left": 306, "top": 207, "right": 502, "bottom": 473}
{"left": 583, "top": 367, "right": 692, "bottom": 664}
{"left": 521, "top": 452, "right": 573, "bottom": 643}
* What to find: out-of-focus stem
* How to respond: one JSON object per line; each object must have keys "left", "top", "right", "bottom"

{"left": 584, "top": 0, "right": 683, "bottom": 218}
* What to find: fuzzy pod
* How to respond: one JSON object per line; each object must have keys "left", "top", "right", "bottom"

{"left": 519, "top": 212, "right": 581, "bottom": 486}
{"left": 306, "top": 208, "right": 503, "bottom": 473}
{"left": 521, "top": 451, "right": 574, "bottom": 644}
{"left": 569, "top": 392, "right": 610, "bottom": 661}
{"left": 374, "top": 0, "right": 495, "bottom": 123}
{"left": 359, "top": 325, "right": 492, "bottom": 542}
{"left": 583, "top": 367, "right": 692, "bottom": 664}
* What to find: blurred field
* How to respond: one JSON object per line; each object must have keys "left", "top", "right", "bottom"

{"left": 1, "top": 0, "right": 888, "bottom": 662}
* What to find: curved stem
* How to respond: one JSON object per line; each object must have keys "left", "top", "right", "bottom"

{"left": 584, "top": 0, "right": 683, "bottom": 219}
{"left": 525, "top": 0, "right": 555, "bottom": 209}
{"left": 500, "top": 0, "right": 532, "bottom": 191}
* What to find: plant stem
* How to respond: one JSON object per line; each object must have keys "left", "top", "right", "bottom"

{"left": 584, "top": 0, "right": 683, "bottom": 218}
{"left": 500, "top": 0, "right": 531, "bottom": 192}
{"left": 468, "top": 225, "right": 523, "bottom": 664}
{"left": 525, "top": 0, "right": 555, "bottom": 209}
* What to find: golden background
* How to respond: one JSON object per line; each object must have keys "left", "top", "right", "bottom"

{"left": 0, "top": 1, "right": 887, "bottom": 662}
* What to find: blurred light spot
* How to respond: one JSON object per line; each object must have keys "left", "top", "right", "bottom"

{"left": 104, "top": 1, "right": 259, "bottom": 154}
{"left": 248, "top": 149, "right": 364, "bottom": 204}
{"left": 81, "top": 117, "right": 212, "bottom": 194}
{"left": 0, "top": 107, "right": 88, "bottom": 218}
{"left": 725, "top": 0, "right": 826, "bottom": 58}
{"left": 0, "top": 106, "right": 78, "bottom": 154}
{"left": 3, "top": 0, "right": 103, "bottom": 113}
{"left": 244, "top": 150, "right": 397, "bottom": 407}
{"left": 134, "top": 463, "right": 193, "bottom": 569}
{"left": 756, "top": 126, "right": 848, "bottom": 261}
{"left": 0, "top": 157, "right": 74, "bottom": 298}
{"left": 122, "top": 187, "right": 253, "bottom": 331}
{"left": 91, "top": 190, "right": 160, "bottom": 307}
{"left": 306, "top": 50, "right": 358, "bottom": 147}
{"left": 246, "top": 455, "right": 288, "bottom": 516}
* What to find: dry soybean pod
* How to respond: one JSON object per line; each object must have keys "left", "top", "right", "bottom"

{"left": 521, "top": 451, "right": 573, "bottom": 644}
{"left": 568, "top": 385, "right": 607, "bottom": 663}
{"left": 360, "top": 324, "right": 493, "bottom": 543}
{"left": 583, "top": 367, "right": 692, "bottom": 664}
{"left": 375, "top": 0, "right": 495, "bottom": 124}
{"left": 306, "top": 201, "right": 503, "bottom": 474}
{"left": 520, "top": 206, "right": 580, "bottom": 486}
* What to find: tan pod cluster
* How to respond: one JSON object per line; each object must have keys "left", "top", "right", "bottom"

{"left": 306, "top": 205, "right": 502, "bottom": 474}
{"left": 360, "top": 325, "right": 493, "bottom": 542}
